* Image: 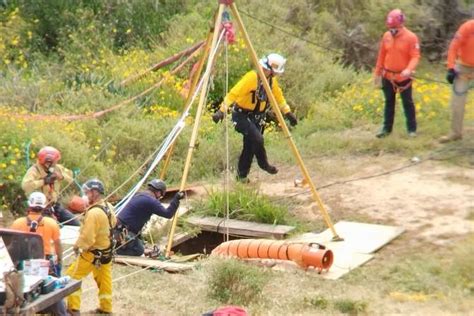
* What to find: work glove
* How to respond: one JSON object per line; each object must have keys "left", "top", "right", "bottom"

{"left": 212, "top": 110, "right": 224, "bottom": 123}
{"left": 175, "top": 191, "right": 185, "bottom": 200}
{"left": 285, "top": 112, "right": 298, "bottom": 126}
{"left": 446, "top": 68, "right": 456, "bottom": 84}
{"left": 44, "top": 173, "right": 58, "bottom": 185}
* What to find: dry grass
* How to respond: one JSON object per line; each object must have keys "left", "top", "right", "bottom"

{"left": 71, "top": 234, "right": 474, "bottom": 315}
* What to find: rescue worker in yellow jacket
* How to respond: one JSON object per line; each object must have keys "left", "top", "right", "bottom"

{"left": 212, "top": 53, "right": 297, "bottom": 181}
{"left": 66, "top": 179, "right": 117, "bottom": 315}
{"left": 21, "top": 146, "right": 80, "bottom": 226}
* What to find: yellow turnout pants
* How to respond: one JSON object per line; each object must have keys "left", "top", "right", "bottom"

{"left": 66, "top": 251, "right": 113, "bottom": 313}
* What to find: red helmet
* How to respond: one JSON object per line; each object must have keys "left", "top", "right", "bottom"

{"left": 386, "top": 9, "right": 405, "bottom": 28}
{"left": 37, "top": 146, "right": 61, "bottom": 165}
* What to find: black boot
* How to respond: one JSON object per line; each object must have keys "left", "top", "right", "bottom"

{"left": 264, "top": 165, "right": 278, "bottom": 175}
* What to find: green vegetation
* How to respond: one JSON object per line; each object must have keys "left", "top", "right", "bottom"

{"left": 207, "top": 258, "right": 269, "bottom": 306}
{"left": 191, "top": 184, "right": 298, "bottom": 225}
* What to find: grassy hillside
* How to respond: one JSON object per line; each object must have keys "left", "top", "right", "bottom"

{"left": 0, "top": 0, "right": 472, "bottom": 215}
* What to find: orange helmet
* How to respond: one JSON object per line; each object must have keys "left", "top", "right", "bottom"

{"left": 37, "top": 146, "right": 61, "bottom": 165}
{"left": 68, "top": 195, "right": 87, "bottom": 213}
{"left": 386, "top": 9, "right": 405, "bottom": 28}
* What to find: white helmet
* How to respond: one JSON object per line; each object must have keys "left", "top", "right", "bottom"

{"left": 28, "top": 192, "right": 47, "bottom": 209}
{"left": 259, "top": 53, "right": 286, "bottom": 74}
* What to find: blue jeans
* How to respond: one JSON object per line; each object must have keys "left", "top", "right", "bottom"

{"left": 115, "top": 233, "right": 144, "bottom": 256}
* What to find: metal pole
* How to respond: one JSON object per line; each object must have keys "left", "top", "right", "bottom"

{"left": 230, "top": 3, "right": 341, "bottom": 240}
{"left": 165, "top": 4, "right": 226, "bottom": 256}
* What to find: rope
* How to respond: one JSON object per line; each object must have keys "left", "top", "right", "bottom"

{"left": 55, "top": 50, "right": 199, "bottom": 213}
{"left": 239, "top": 8, "right": 451, "bottom": 86}
{"left": 273, "top": 144, "right": 466, "bottom": 202}
{"left": 224, "top": 29, "right": 231, "bottom": 243}
{"left": 115, "top": 29, "right": 226, "bottom": 216}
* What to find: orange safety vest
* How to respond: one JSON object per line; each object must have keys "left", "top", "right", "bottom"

{"left": 447, "top": 19, "right": 474, "bottom": 69}
{"left": 374, "top": 27, "right": 420, "bottom": 82}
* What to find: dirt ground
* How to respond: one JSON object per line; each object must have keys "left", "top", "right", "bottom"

{"left": 255, "top": 154, "right": 474, "bottom": 246}
{"left": 76, "top": 147, "right": 474, "bottom": 314}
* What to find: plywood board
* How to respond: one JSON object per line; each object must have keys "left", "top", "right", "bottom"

{"left": 321, "top": 248, "right": 373, "bottom": 280}
{"left": 114, "top": 255, "right": 194, "bottom": 273}
{"left": 187, "top": 216, "right": 295, "bottom": 239}
{"left": 294, "top": 221, "right": 404, "bottom": 254}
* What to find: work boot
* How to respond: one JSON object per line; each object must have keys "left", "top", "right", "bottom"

{"left": 439, "top": 134, "right": 462, "bottom": 143}
{"left": 264, "top": 165, "right": 278, "bottom": 175}
{"left": 376, "top": 130, "right": 391, "bottom": 138}
{"left": 236, "top": 175, "right": 250, "bottom": 183}
{"left": 93, "top": 308, "right": 112, "bottom": 314}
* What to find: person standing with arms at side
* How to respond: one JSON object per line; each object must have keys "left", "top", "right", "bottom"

{"left": 66, "top": 179, "right": 116, "bottom": 315}
{"left": 11, "top": 192, "right": 66, "bottom": 316}
{"left": 212, "top": 53, "right": 298, "bottom": 182}
{"left": 374, "top": 9, "right": 420, "bottom": 138}
{"left": 114, "top": 179, "right": 184, "bottom": 256}
{"left": 439, "top": 19, "right": 474, "bottom": 143}
{"left": 22, "top": 146, "right": 80, "bottom": 226}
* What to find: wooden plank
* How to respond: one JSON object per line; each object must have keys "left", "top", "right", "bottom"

{"left": 114, "top": 256, "right": 194, "bottom": 273}
{"left": 160, "top": 232, "right": 194, "bottom": 249}
{"left": 186, "top": 216, "right": 295, "bottom": 239}
{"left": 0, "top": 280, "right": 82, "bottom": 315}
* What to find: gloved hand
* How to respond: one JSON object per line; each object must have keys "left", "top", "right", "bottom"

{"left": 73, "top": 246, "right": 80, "bottom": 255}
{"left": 212, "top": 110, "right": 224, "bottom": 123}
{"left": 44, "top": 173, "right": 58, "bottom": 185}
{"left": 175, "top": 191, "right": 185, "bottom": 200}
{"left": 446, "top": 68, "right": 456, "bottom": 84}
{"left": 285, "top": 112, "right": 298, "bottom": 126}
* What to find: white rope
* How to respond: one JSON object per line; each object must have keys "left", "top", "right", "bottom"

{"left": 115, "top": 29, "right": 227, "bottom": 215}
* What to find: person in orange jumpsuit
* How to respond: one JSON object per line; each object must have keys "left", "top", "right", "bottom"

{"left": 374, "top": 9, "right": 420, "bottom": 138}
{"left": 439, "top": 19, "right": 474, "bottom": 143}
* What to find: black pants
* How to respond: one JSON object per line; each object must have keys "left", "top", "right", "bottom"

{"left": 232, "top": 110, "right": 270, "bottom": 178}
{"left": 381, "top": 78, "right": 417, "bottom": 133}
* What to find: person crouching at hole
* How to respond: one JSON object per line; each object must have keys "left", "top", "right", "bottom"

{"left": 114, "top": 179, "right": 185, "bottom": 256}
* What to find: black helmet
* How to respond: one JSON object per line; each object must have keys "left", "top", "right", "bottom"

{"left": 82, "top": 178, "right": 105, "bottom": 195}
{"left": 148, "top": 179, "right": 166, "bottom": 194}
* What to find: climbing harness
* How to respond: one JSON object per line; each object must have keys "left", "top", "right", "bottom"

{"left": 382, "top": 68, "right": 412, "bottom": 93}
{"left": 26, "top": 215, "right": 43, "bottom": 233}
{"left": 90, "top": 204, "right": 115, "bottom": 267}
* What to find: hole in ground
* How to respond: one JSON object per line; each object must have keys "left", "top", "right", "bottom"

{"left": 172, "top": 231, "right": 243, "bottom": 255}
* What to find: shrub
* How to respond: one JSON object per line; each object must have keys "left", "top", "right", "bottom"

{"left": 208, "top": 258, "right": 269, "bottom": 306}
{"left": 333, "top": 298, "right": 368, "bottom": 314}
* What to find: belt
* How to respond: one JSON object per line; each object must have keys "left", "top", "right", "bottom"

{"left": 233, "top": 105, "right": 263, "bottom": 116}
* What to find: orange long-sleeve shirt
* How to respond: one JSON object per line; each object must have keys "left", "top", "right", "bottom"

{"left": 447, "top": 19, "right": 474, "bottom": 68}
{"left": 374, "top": 27, "right": 420, "bottom": 81}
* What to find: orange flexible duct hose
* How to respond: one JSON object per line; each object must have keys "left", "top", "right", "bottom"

{"left": 211, "top": 239, "right": 333, "bottom": 271}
